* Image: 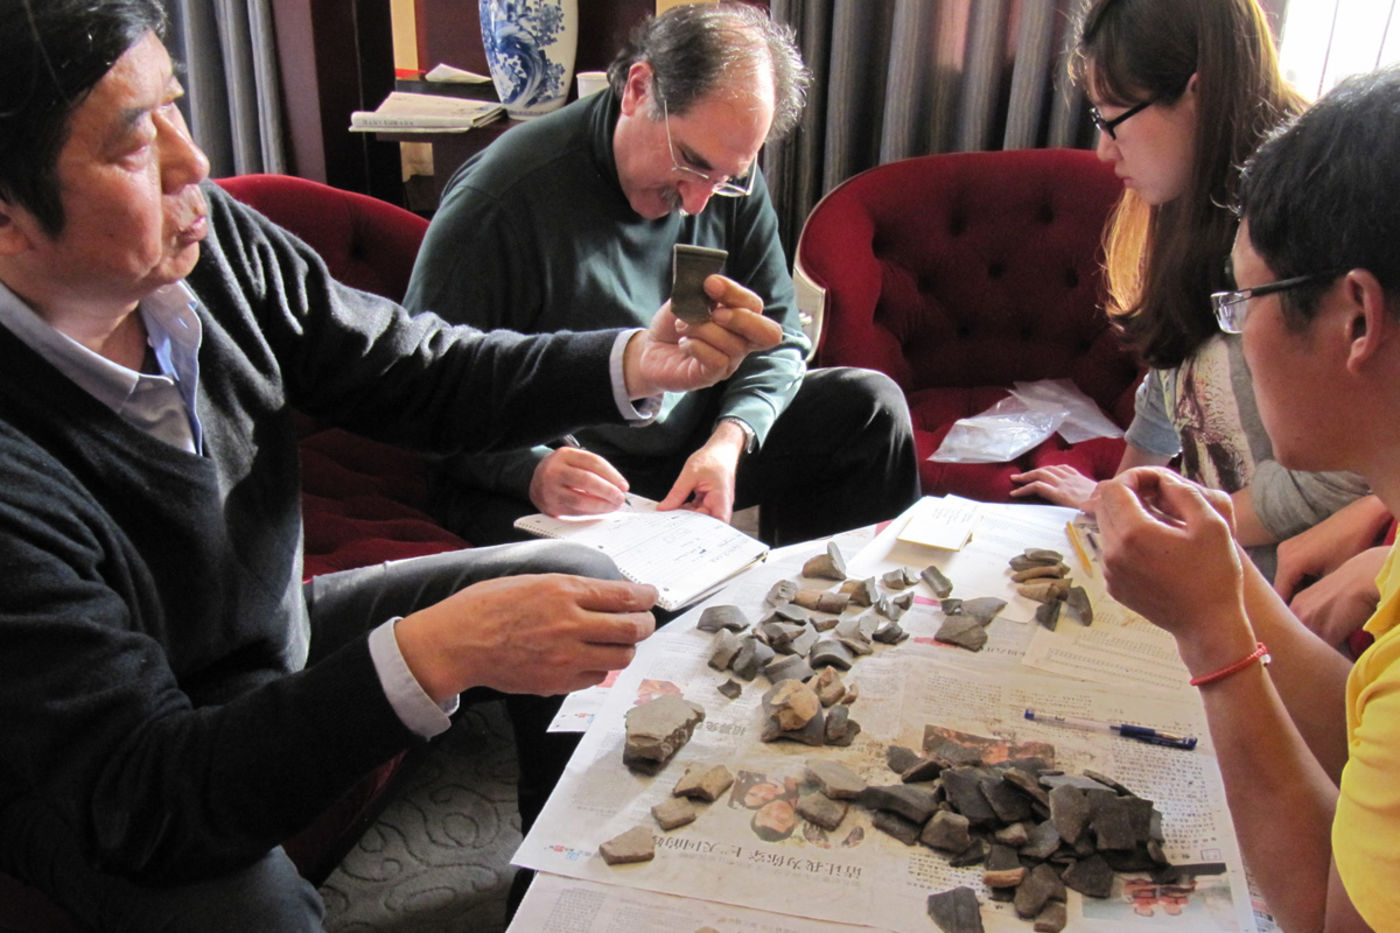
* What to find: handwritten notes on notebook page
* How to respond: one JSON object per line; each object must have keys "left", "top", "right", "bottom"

{"left": 514, "top": 496, "right": 768, "bottom": 611}
{"left": 894, "top": 494, "right": 982, "bottom": 550}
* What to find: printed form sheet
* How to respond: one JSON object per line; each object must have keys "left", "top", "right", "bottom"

{"left": 513, "top": 500, "right": 1259, "bottom": 933}
{"left": 513, "top": 873, "right": 879, "bottom": 933}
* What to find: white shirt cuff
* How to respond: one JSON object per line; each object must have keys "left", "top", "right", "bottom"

{"left": 610, "top": 329, "right": 662, "bottom": 423}
{"left": 368, "top": 617, "right": 458, "bottom": 739}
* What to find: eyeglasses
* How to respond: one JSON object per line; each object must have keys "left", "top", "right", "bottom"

{"left": 1211, "top": 271, "right": 1342, "bottom": 334}
{"left": 1089, "top": 98, "right": 1155, "bottom": 140}
{"left": 659, "top": 96, "right": 756, "bottom": 198}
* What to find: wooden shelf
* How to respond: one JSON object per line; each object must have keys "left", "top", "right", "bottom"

{"left": 376, "top": 119, "right": 522, "bottom": 212}
{"left": 414, "top": 0, "right": 656, "bottom": 78}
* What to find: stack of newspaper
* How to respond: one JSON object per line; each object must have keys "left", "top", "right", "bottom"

{"left": 349, "top": 91, "right": 504, "bottom": 133}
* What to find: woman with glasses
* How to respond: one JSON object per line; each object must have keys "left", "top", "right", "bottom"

{"left": 1011, "top": 0, "right": 1375, "bottom": 592}
{"left": 1095, "top": 67, "right": 1400, "bottom": 930}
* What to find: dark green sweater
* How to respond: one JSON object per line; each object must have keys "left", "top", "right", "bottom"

{"left": 0, "top": 184, "right": 622, "bottom": 883}
{"left": 404, "top": 90, "right": 810, "bottom": 496}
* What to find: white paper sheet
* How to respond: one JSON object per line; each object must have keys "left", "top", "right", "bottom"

{"left": 513, "top": 503, "right": 1257, "bottom": 932}
{"left": 515, "top": 496, "right": 769, "bottom": 610}
{"left": 851, "top": 500, "right": 1194, "bottom": 695}
{"left": 517, "top": 502, "right": 1257, "bottom": 931}
{"left": 515, "top": 638, "right": 1253, "bottom": 932}
{"left": 510, "top": 873, "right": 885, "bottom": 933}
{"left": 894, "top": 494, "right": 982, "bottom": 551}
{"left": 548, "top": 525, "right": 882, "bottom": 732}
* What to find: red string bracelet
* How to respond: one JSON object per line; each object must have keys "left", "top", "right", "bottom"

{"left": 1190, "top": 642, "right": 1271, "bottom": 687}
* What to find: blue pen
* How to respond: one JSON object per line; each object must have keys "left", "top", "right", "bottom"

{"left": 1024, "top": 708, "right": 1198, "bottom": 751}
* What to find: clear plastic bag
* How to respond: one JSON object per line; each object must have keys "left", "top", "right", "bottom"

{"left": 1010, "top": 378, "right": 1123, "bottom": 444}
{"left": 929, "top": 396, "right": 1068, "bottom": 463}
{"left": 929, "top": 379, "right": 1124, "bottom": 464}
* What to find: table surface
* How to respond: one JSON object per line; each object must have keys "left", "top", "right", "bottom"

{"left": 507, "top": 500, "right": 1272, "bottom": 933}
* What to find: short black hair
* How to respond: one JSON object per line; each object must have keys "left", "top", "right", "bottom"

{"left": 1237, "top": 65, "right": 1400, "bottom": 324}
{"left": 0, "top": 0, "right": 168, "bottom": 236}
{"left": 607, "top": 1, "right": 809, "bottom": 142}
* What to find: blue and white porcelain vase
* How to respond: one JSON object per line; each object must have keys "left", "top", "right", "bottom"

{"left": 479, "top": 0, "right": 579, "bottom": 120}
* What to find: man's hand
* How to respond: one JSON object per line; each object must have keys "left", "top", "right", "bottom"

{"left": 394, "top": 574, "right": 657, "bottom": 701}
{"left": 1274, "top": 494, "right": 1393, "bottom": 602}
{"left": 1288, "top": 545, "right": 1386, "bottom": 649}
{"left": 529, "top": 447, "right": 630, "bottom": 516}
{"left": 657, "top": 422, "right": 745, "bottom": 524}
{"left": 1094, "top": 468, "right": 1255, "bottom": 673}
{"left": 623, "top": 275, "right": 781, "bottom": 398}
{"left": 1009, "top": 464, "right": 1100, "bottom": 511}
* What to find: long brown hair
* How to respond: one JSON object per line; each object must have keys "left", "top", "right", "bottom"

{"left": 1072, "top": 0, "right": 1306, "bottom": 369}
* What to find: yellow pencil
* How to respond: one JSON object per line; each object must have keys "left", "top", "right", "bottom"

{"left": 1066, "top": 521, "right": 1094, "bottom": 577}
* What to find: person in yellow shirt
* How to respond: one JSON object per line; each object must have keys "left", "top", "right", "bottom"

{"left": 1093, "top": 67, "right": 1400, "bottom": 931}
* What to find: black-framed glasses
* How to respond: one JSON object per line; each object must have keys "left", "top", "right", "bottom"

{"left": 658, "top": 96, "right": 756, "bottom": 198}
{"left": 1089, "top": 98, "right": 1155, "bottom": 140}
{"left": 1211, "top": 271, "right": 1343, "bottom": 334}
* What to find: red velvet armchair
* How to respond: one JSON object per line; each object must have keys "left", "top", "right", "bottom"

{"left": 0, "top": 175, "right": 468, "bottom": 931}
{"left": 212, "top": 173, "right": 471, "bottom": 579}
{"left": 795, "top": 148, "right": 1140, "bottom": 502}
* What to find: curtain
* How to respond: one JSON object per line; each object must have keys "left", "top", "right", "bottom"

{"left": 764, "top": 0, "right": 1095, "bottom": 257}
{"left": 1276, "top": 0, "right": 1400, "bottom": 100}
{"left": 165, "top": 0, "right": 287, "bottom": 177}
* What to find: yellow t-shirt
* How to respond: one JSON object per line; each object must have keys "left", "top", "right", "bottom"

{"left": 1335, "top": 543, "right": 1400, "bottom": 927}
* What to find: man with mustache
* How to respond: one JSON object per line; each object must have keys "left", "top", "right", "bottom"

{"left": 0, "top": 0, "right": 783, "bottom": 927}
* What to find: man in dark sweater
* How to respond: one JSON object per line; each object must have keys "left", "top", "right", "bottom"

{"left": 405, "top": 2, "right": 920, "bottom": 547}
{"left": 0, "top": 2, "right": 781, "bottom": 928}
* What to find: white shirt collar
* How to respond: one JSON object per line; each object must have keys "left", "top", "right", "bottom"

{"left": 0, "top": 280, "right": 205, "bottom": 452}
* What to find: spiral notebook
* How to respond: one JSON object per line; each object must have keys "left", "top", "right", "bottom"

{"left": 513, "top": 496, "right": 769, "bottom": 610}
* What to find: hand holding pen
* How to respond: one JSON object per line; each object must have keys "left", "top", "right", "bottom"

{"left": 528, "top": 434, "right": 631, "bottom": 517}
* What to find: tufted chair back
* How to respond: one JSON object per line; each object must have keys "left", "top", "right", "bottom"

{"left": 796, "top": 148, "right": 1141, "bottom": 501}
{"left": 213, "top": 173, "right": 424, "bottom": 301}
{"left": 212, "top": 174, "right": 470, "bottom": 579}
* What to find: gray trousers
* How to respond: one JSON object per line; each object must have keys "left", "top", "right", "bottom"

{"left": 2, "top": 540, "right": 618, "bottom": 932}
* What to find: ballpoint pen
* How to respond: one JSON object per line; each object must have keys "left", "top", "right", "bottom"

{"left": 557, "top": 434, "right": 641, "bottom": 509}
{"left": 1023, "top": 708, "right": 1198, "bottom": 750}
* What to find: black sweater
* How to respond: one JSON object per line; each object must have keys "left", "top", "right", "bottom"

{"left": 0, "top": 184, "right": 622, "bottom": 883}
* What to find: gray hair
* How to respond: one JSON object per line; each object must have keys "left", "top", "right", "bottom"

{"left": 606, "top": 1, "right": 810, "bottom": 142}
